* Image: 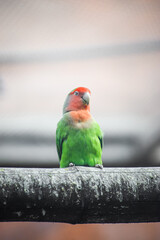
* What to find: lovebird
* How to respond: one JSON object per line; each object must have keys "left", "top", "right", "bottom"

{"left": 56, "top": 87, "right": 103, "bottom": 168}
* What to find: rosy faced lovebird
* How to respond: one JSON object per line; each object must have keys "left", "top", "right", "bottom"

{"left": 56, "top": 87, "right": 103, "bottom": 168}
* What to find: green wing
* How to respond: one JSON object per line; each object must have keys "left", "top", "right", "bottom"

{"left": 94, "top": 120, "right": 103, "bottom": 150}
{"left": 56, "top": 118, "right": 67, "bottom": 161}
{"left": 98, "top": 136, "right": 103, "bottom": 150}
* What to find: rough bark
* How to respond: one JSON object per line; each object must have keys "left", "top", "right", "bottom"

{"left": 0, "top": 167, "right": 160, "bottom": 224}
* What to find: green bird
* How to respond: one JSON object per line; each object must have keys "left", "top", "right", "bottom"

{"left": 56, "top": 87, "right": 103, "bottom": 168}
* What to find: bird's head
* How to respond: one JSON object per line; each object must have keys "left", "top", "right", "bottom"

{"left": 63, "top": 87, "right": 91, "bottom": 114}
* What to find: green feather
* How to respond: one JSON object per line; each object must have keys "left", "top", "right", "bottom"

{"left": 56, "top": 113, "right": 103, "bottom": 168}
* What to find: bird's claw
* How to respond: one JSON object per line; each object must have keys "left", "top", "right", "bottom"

{"left": 95, "top": 164, "right": 103, "bottom": 169}
{"left": 68, "top": 163, "right": 79, "bottom": 171}
{"left": 69, "top": 163, "right": 76, "bottom": 167}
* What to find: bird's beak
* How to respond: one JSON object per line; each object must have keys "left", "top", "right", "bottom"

{"left": 81, "top": 92, "right": 90, "bottom": 105}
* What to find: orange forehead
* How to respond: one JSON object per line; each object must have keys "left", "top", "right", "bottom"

{"left": 69, "top": 87, "right": 91, "bottom": 95}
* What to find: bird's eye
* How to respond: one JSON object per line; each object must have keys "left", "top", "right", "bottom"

{"left": 74, "top": 91, "right": 79, "bottom": 96}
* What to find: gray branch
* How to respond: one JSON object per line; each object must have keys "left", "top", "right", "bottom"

{"left": 0, "top": 167, "right": 160, "bottom": 224}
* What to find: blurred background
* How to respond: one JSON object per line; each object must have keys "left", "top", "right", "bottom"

{"left": 0, "top": 0, "right": 160, "bottom": 239}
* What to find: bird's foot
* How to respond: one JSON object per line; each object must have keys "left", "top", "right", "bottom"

{"left": 69, "top": 163, "right": 76, "bottom": 167}
{"left": 95, "top": 164, "right": 103, "bottom": 169}
{"left": 68, "top": 163, "right": 79, "bottom": 171}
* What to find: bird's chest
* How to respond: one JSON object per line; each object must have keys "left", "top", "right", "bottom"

{"left": 69, "top": 110, "right": 92, "bottom": 129}
{"left": 73, "top": 120, "right": 92, "bottom": 129}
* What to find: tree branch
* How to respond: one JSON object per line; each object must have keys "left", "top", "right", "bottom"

{"left": 0, "top": 167, "right": 160, "bottom": 224}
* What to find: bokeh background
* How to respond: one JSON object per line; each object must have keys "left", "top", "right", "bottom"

{"left": 0, "top": 0, "right": 160, "bottom": 239}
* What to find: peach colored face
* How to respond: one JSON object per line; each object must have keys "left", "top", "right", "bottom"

{"left": 63, "top": 87, "right": 91, "bottom": 114}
